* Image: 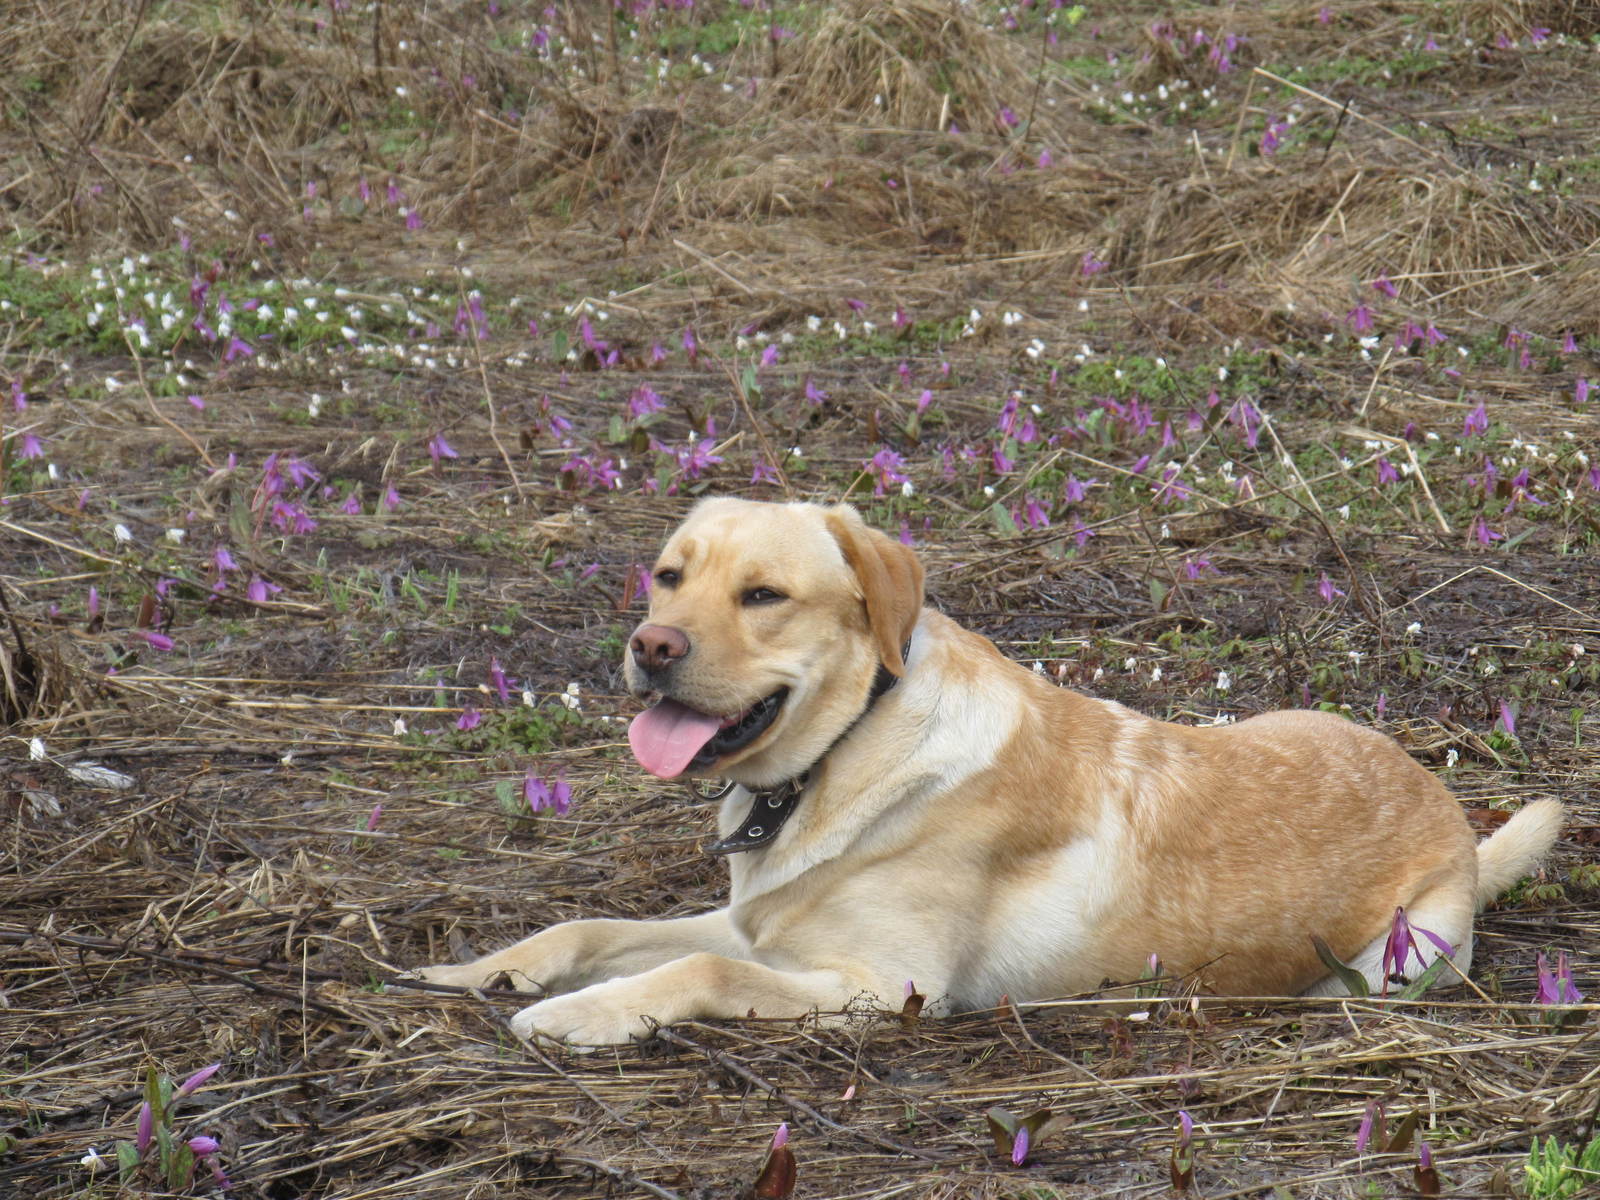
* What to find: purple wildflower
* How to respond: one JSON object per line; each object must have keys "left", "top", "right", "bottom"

{"left": 759, "top": 343, "right": 779, "bottom": 368}
{"left": 456, "top": 704, "right": 482, "bottom": 732}
{"left": 176, "top": 1063, "right": 222, "bottom": 1097}
{"left": 628, "top": 385, "right": 665, "bottom": 419}
{"left": 750, "top": 456, "right": 779, "bottom": 486}
{"left": 18, "top": 432, "right": 43, "bottom": 459}
{"left": 136, "top": 1102, "right": 155, "bottom": 1155}
{"left": 866, "top": 447, "right": 909, "bottom": 496}
{"left": 1562, "top": 330, "right": 1579, "bottom": 354}
{"left": 1376, "top": 457, "right": 1400, "bottom": 485}
{"left": 383, "top": 485, "right": 402, "bottom": 511}
{"left": 1380, "top": 905, "right": 1455, "bottom": 995}
{"left": 1316, "top": 572, "right": 1345, "bottom": 604}
{"left": 524, "top": 766, "right": 572, "bottom": 815}
{"left": 1536, "top": 951, "right": 1584, "bottom": 1005}
{"left": 1463, "top": 402, "right": 1489, "bottom": 436}
{"left": 804, "top": 376, "right": 828, "bottom": 405}
{"left": 1011, "top": 1124, "right": 1030, "bottom": 1166}
{"left": 187, "top": 1135, "right": 221, "bottom": 1156}
{"left": 366, "top": 804, "right": 383, "bottom": 832}
{"left": 489, "top": 658, "right": 513, "bottom": 703}
{"left": 1154, "top": 467, "right": 1192, "bottom": 506}
{"left": 1497, "top": 700, "right": 1517, "bottom": 737}
{"left": 246, "top": 576, "right": 281, "bottom": 604}
{"left": 1345, "top": 305, "right": 1376, "bottom": 334}
{"left": 1371, "top": 274, "right": 1399, "bottom": 299}
{"left": 682, "top": 326, "right": 698, "bottom": 361}
{"left": 1577, "top": 378, "right": 1591, "bottom": 405}
{"left": 1471, "top": 516, "right": 1503, "bottom": 546}
{"left": 427, "top": 433, "right": 458, "bottom": 465}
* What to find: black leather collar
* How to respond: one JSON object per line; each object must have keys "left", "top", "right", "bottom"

{"left": 705, "top": 654, "right": 904, "bottom": 857}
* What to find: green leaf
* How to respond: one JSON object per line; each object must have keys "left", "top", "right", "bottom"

{"left": 1310, "top": 935, "right": 1369, "bottom": 998}
{"left": 116, "top": 1140, "right": 141, "bottom": 1181}
{"left": 550, "top": 330, "right": 569, "bottom": 362}
{"left": 989, "top": 502, "right": 1019, "bottom": 537}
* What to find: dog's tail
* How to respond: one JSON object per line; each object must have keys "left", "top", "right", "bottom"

{"left": 1475, "top": 798, "right": 1564, "bottom": 909}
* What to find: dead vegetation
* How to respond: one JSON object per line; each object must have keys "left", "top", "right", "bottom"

{"left": 2, "top": 0, "right": 1599, "bottom": 1197}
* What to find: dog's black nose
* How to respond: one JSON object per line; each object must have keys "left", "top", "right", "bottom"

{"left": 631, "top": 624, "right": 690, "bottom": 673}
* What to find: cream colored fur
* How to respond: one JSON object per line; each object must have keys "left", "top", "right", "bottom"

{"left": 416, "top": 499, "right": 1563, "bottom": 1045}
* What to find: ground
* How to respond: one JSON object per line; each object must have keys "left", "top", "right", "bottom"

{"left": 1, "top": 1, "right": 1598, "bottom": 1197}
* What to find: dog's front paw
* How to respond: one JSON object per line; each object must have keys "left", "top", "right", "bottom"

{"left": 509, "top": 984, "right": 656, "bottom": 1047}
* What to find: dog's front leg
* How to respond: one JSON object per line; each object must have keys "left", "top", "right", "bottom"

{"left": 413, "top": 910, "right": 741, "bottom": 996}
{"left": 509, "top": 952, "right": 870, "bottom": 1046}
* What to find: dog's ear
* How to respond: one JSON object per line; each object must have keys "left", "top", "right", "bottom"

{"left": 825, "top": 505, "right": 925, "bottom": 676}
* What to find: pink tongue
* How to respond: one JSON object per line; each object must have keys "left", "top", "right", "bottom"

{"left": 628, "top": 699, "right": 725, "bottom": 778}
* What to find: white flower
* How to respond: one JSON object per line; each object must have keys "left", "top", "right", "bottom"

{"left": 1150, "top": 665, "right": 1163, "bottom": 682}
{"left": 1215, "top": 670, "right": 1231, "bottom": 692}
{"left": 901, "top": 480, "right": 915, "bottom": 497}
{"left": 81, "top": 1147, "right": 106, "bottom": 1171}
{"left": 392, "top": 718, "right": 408, "bottom": 736}
{"left": 1406, "top": 621, "right": 1422, "bottom": 635}
{"left": 29, "top": 737, "right": 46, "bottom": 761}
{"left": 1445, "top": 748, "right": 1459, "bottom": 768}
{"left": 113, "top": 524, "right": 133, "bottom": 543}
{"left": 166, "top": 528, "right": 186, "bottom": 545}
{"left": 561, "top": 682, "right": 582, "bottom": 711}
{"left": 521, "top": 689, "right": 537, "bottom": 707}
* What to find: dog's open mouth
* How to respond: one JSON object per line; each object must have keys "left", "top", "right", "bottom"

{"left": 628, "top": 689, "right": 789, "bottom": 779}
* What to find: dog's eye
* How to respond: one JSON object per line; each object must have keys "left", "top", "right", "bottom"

{"left": 654, "top": 568, "right": 681, "bottom": 588}
{"left": 742, "top": 587, "right": 786, "bottom": 607}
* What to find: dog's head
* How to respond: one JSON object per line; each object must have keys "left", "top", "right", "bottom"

{"left": 624, "top": 499, "right": 924, "bottom": 785}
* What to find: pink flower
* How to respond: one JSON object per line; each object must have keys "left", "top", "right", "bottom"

{"left": 176, "top": 1063, "right": 222, "bottom": 1097}
{"left": 1316, "top": 572, "right": 1345, "bottom": 604}
{"left": 1497, "top": 700, "right": 1517, "bottom": 737}
{"left": 524, "top": 766, "right": 572, "bottom": 815}
{"left": 1535, "top": 950, "right": 1584, "bottom": 1005}
{"left": 1471, "top": 516, "right": 1503, "bottom": 546}
{"left": 1371, "top": 274, "right": 1399, "bottom": 299}
{"left": 1345, "top": 305, "right": 1375, "bottom": 333}
{"left": 246, "top": 576, "right": 281, "bottom": 604}
{"left": 366, "top": 804, "right": 383, "bottom": 832}
{"left": 804, "top": 376, "right": 828, "bottom": 405}
{"left": 1577, "top": 378, "right": 1591, "bottom": 405}
{"left": 1463, "top": 402, "right": 1488, "bottom": 436}
{"left": 1011, "top": 1124, "right": 1030, "bottom": 1166}
{"left": 19, "top": 432, "right": 44, "bottom": 459}
{"left": 341, "top": 490, "right": 361, "bottom": 516}
{"left": 142, "top": 631, "right": 174, "bottom": 652}
{"left": 772, "top": 1123, "right": 789, "bottom": 1150}
{"left": 1080, "top": 251, "right": 1108, "bottom": 277}
{"left": 1562, "top": 330, "right": 1579, "bottom": 354}
{"left": 383, "top": 485, "right": 402, "bottom": 511}
{"left": 681, "top": 326, "right": 698, "bottom": 361}
{"left": 456, "top": 704, "right": 482, "bottom": 732}
{"left": 136, "top": 1102, "right": 155, "bottom": 1155}
{"left": 759, "top": 344, "right": 779, "bottom": 368}
{"left": 427, "top": 433, "right": 458, "bottom": 465}
{"left": 1376, "top": 457, "right": 1400, "bottom": 485}
{"left": 187, "top": 1135, "right": 221, "bottom": 1156}
{"left": 1380, "top": 905, "right": 1454, "bottom": 995}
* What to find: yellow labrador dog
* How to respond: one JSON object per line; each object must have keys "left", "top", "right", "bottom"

{"left": 418, "top": 498, "right": 1562, "bottom": 1045}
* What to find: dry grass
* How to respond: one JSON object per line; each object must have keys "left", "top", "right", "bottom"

{"left": 2, "top": 0, "right": 1599, "bottom": 1197}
